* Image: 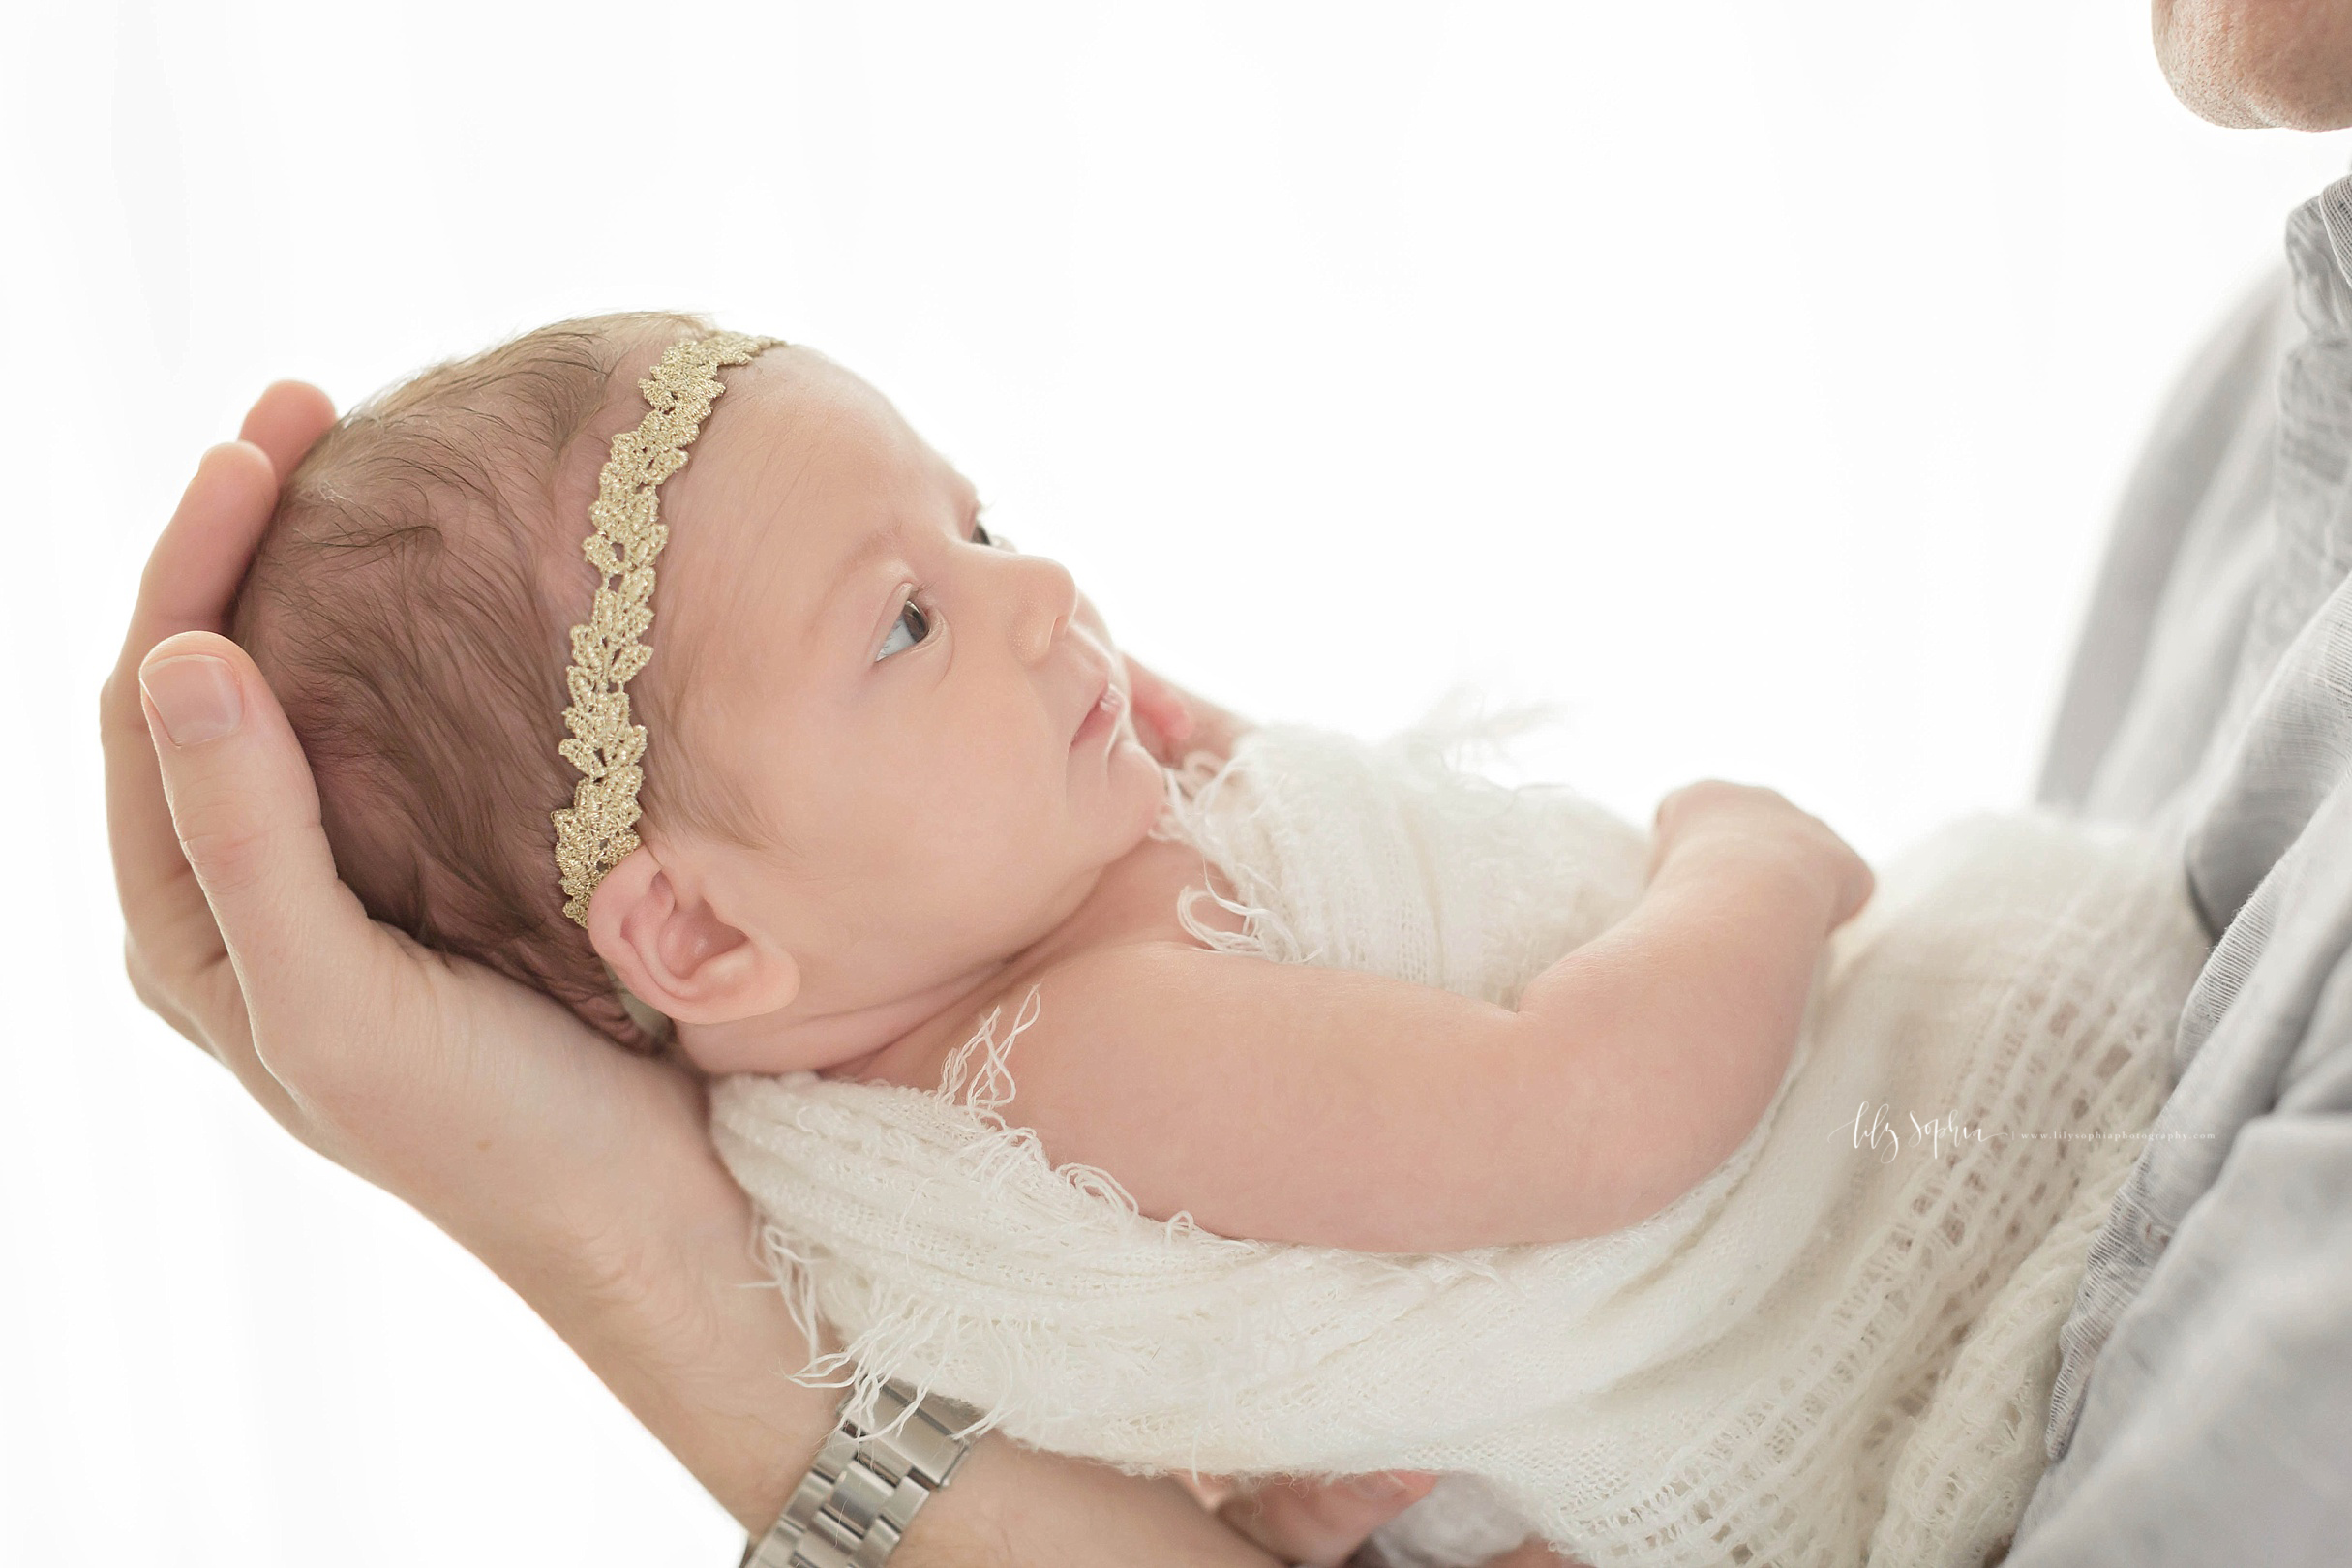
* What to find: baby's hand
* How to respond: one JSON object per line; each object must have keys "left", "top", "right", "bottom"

{"left": 1123, "top": 653, "right": 1251, "bottom": 768}
{"left": 1650, "top": 780, "right": 1875, "bottom": 929}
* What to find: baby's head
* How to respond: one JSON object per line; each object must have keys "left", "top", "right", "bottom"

{"left": 236, "top": 315, "right": 1165, "bottom": 1069}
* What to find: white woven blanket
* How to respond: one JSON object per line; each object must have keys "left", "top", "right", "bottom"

{"left": 709, "top": 724, "right": 2209, "bottom": 1567}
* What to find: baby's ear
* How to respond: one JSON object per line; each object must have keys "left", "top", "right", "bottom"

{"left": 585, "top": 848, "right": 799, "bottom": 1024}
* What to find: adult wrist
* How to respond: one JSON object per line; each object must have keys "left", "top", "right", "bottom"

{"left": 451, "top": 1161, "right": 842, "bottom": 1532}
{"left": 743, "top": 1380, "right": 980, "bottom": 1568}
{"left": 896, "top": 1439, "right": 1286, "bottom": 1568}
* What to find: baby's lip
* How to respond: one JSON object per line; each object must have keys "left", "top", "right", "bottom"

{"left": 1070, "top": 663, "right": 1120, "bottom": 749}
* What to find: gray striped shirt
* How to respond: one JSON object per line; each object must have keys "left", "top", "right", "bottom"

{"left": 2017, "top": 171, "right": 2352, "bottom": 1564}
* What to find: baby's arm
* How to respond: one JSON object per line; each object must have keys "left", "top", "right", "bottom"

{"left": 1007, "top": 783, "right": 1872, "bottom": 1252}
{"left": 1510, "top": 782, "right": 1875, "bottom": 1230}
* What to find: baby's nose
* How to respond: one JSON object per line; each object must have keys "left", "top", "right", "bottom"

{"left": 1010, "top": 553, "right": 1080, "bottom": 665}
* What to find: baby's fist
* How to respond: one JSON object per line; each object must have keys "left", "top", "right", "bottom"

{"left": 1651, "top": 781, "right": 1875, "bottom": 929}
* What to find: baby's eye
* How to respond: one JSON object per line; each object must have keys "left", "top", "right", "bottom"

{"left": 973, "top": 520, "right": 1014, "bottom": 551}
{"left": 875, "top": 598, "right": 932, "bottom": 661}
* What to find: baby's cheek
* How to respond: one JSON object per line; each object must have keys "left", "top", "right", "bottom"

{"left": 1074, "top": 592, "right": 1118, "bottom": 650}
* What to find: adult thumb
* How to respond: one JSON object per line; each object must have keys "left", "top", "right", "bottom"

{"left": 138, "top": 629, "right": 377, "bottom": 1005}
{"left": 1217, "top": 1470, "right": 1438, "bottom": 1567}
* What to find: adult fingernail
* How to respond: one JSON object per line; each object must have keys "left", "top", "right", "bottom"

{"left": 1347, "top": 1473, "right": 1408, "bottom": 1501}
{"left": 141, "top": 654, "right": 243, "bottom": 746}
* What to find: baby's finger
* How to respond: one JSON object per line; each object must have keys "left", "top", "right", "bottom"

{"left": 1172, "top": 1470, "right": 1235, "bottom": 1510}
{"left": 1123, "top": 655, "right": 1195, "bottom": 763}
{"left": 1479, "top": 1544, "right": 1586, "bottom": 1567}
{"left": 1216, "top": 1471, "right": 1436, "bottom": 1567}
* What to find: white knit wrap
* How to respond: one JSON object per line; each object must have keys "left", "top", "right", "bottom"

{"left": 709, "top": 724, "right": 2210, "bottom": 1568}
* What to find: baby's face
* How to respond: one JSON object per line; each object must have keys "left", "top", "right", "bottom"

{"left": 630, "top": 347, "right": 1166, "bottom": 1068}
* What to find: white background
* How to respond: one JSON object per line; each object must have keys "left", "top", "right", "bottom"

{"left": 5, "top": 2, "right": 2347, "bottom": 1563}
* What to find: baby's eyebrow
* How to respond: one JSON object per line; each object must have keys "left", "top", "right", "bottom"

{"left": 809, "top": 526, "right": 911, "bottom": 651}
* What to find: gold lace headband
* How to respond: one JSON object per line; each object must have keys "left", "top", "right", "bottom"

{"left": 553, "top": 329, "right": 783, "bottom": 927}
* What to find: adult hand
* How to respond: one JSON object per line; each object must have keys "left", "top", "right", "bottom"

{"left": 1206, "top": 1475, "right": 1584, "bottom": 1568}
{"left": 103, "top": 385, "right": 844, "bottom": 1523}
{"left": 101, "top": 385, "right": 1432, "bottom": 1566}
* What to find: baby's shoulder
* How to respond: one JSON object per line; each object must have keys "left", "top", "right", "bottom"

{"left": 861, "top": 834, "right": 1250, "bottom": 1095}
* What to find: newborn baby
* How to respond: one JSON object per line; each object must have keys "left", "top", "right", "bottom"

{"left": 236, "top": 315, "right": 2210, "bottom": 1568}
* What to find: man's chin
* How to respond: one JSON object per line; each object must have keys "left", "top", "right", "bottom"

{"left": 2156, "top": 0, "right": 2352, "bottom": 130}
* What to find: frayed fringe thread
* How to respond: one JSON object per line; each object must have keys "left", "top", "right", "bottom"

{"left": 753, "top": 975, "right": 1254, "bottom": 1451}
{"left": 745, "top": 722, "right": 1585, "bottom": 1464}
{"left": 932, "top": 985, "right": 1163, "bottom": 1225}
{"left": 1154, "top": 748, "right": 1309, "bottom": 966}
{"left": 1148, "top": 707, "right": 1575, "bottom": 974}
{"left": 1402, "top": 686, "right": 1567, "bottom": 769}
{"left": 766, "top": 990, "right": 1062, "bottom": 1443}
{"left": 760, "top": 1211, "right": 1024, "bottom": 1450}
{"left": 936, "top": 984, "right": 1040, "bottom": 1123}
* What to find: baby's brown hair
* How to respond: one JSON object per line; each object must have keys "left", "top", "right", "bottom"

{"left": 234, "top": 312, "right": 721, "bottom": 1051}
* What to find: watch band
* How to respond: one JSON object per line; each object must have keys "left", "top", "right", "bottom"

{"left": 740, "top": 1378, "right": 980, "bottom": 1568}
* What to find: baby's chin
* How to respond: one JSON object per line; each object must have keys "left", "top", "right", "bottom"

{"left": 1109, "top": 726, "right": 1176, "bottom": 832}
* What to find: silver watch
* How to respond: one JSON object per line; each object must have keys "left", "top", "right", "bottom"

{"left": 740, "top": 1378, "right": 980, "bottom": 1568}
